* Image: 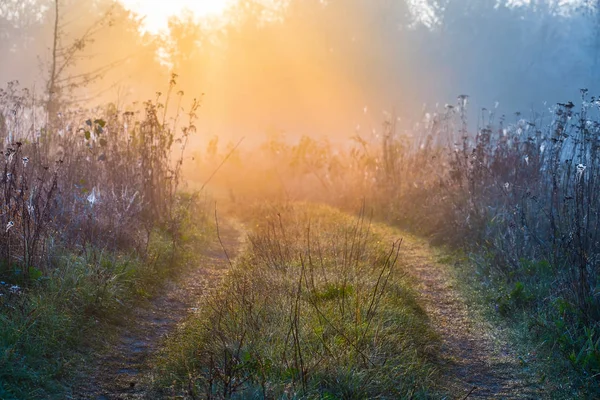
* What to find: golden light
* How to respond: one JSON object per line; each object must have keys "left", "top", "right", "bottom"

{"left": 119, "top": 0, "right": 232, "bottom": 34}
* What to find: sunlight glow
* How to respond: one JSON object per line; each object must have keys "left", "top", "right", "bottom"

{"left": 119, "top": 0, "right": 232, "bottom": 34}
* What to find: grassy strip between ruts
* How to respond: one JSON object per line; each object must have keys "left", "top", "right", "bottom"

{"left": 0, "top": 195, "right": 212, "bottom": 400}
{"left": 154, "top": 202, "right": 440, "bottom": 399}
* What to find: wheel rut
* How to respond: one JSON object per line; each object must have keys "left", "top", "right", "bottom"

{"left": 394, "top": 233, "right": 543, "bottom": 399}
{"left": 71, "top": 218, "right": 243, "bottom": 400}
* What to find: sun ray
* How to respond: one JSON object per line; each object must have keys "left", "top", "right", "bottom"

{"left": 119, "top": 0, "right": 232, "bottom": 34}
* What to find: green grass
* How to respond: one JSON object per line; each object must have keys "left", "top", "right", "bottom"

{"left": 154, "top": 202, "right": 439, "bottom": 399}
{"left": 438, "top": 248, "right": 595, "bottom": 398}
{"left": 0, "top": 195, "right": 211, "bottom": 399}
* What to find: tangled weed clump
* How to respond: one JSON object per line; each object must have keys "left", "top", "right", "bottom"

{"left": 0, "top": 76, "right": 211, "bottom": 398}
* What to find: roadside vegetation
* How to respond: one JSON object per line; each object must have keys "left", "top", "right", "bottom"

{"left": 0, "top": 78, "right": 211, "bottom": 399}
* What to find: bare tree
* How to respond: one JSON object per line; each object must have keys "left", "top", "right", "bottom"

{"left": 45, "top": 0, "right": 121, "bottom": 124}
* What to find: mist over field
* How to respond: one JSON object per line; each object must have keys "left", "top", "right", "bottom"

{"left": 2, "top": 0, "right": 598, "bottom": 142}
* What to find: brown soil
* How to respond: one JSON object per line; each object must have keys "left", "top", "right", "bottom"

{"left": 70, "top": 218, "right": 244, "bottom": 400}
{"left": 395, "top": 233, "right": 544, "bottom": 399}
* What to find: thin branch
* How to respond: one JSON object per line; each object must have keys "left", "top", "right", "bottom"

{"left": 55, "top": 56, "right": 130, "bottom": 85}
{"left": 200, "top": 137, "right": 245, "bottom": 192}
{"left": 462, "top": 386, "right": 477, "bottom": 399}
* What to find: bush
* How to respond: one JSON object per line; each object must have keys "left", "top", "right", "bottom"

{"left": 0, "top": 76, "right": 209, "bottom": 398}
